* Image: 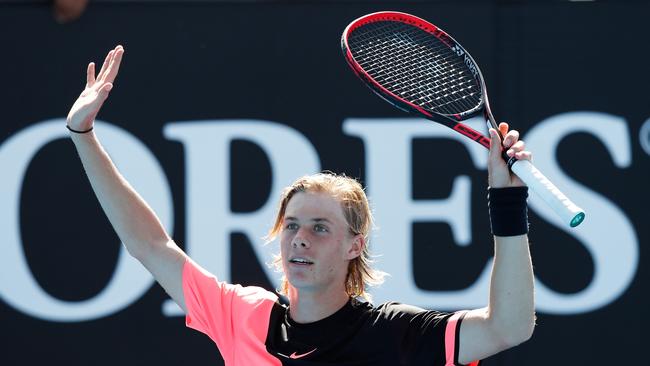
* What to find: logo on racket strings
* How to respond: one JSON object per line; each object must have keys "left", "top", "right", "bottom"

{"left": 451, "top": 44, "right": 479, "bottom": 79}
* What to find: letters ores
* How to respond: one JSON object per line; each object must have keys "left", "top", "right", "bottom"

{"left": 0, "top": 113, "right": 638, "bottom": 321}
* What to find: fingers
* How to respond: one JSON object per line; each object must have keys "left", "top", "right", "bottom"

{"left": 498, "top": 122, "right": 509, "bottom": 138}
{"left": 514, "top": 150, "right": 532, "bottom": 161}
{"left": 502, "top": 129, "right": 520, "bottom": 149}
{"left": 497, "top": 122, "right": 519, "bottom": 147}
{"left": 506, "top": 140, "right": 525, "bottom": 157}
{"left": 501, "top": 125, "right": 532, "bottom": 161}
{"left": 96, "top": 50, "right": 114, "bottom": 84}
{"left": 86, "top": 62, "right": 95, "bottom": 87}
{"left": 507, "top": 140, "right": 532, "bottom": 161}
{"left": 99, "top": 45, "right": 124, "bottom": 85}
{"left": 493, "top": 122, "right": 532, "bottom": 160}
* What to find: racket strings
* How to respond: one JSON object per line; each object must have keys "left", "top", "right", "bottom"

{"left": 347, "top": 21, "right": 482, "bottom": 115}
{"left": 354, "top": 24, "right": 475, "bottom": 112}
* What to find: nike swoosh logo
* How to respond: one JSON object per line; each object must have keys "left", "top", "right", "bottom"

{"left": 289, "top": 348, "right": 317, "bottom": 359}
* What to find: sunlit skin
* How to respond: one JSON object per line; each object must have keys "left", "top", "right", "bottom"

{"left": 65, "top": 45, "right": 535, "bottom": 364}
{"left": 280, "top": 191, "right": 363, "bottom": 323}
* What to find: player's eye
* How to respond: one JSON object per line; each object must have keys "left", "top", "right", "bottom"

{"left": 285, "top": 222, "right": 299, "bottom": 231}
{"left": 314, "top": 224, "right": 329, "bottom": 233}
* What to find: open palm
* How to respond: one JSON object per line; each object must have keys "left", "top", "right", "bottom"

{"left": 66, "top": 45, "right": 124, "bottom": 131}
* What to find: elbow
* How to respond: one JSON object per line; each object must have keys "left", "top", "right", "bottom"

{"left": 504, "top": 324, "right": 534, "bottom": 348}
{"left": 497, "top": 316, "right": 535, "bottom": 349}
{"left": 124, "top": 236, "right": 171, "bottom": 261}
{"left": 487, "top": 307, "right": 536, "bottom": 349}
{"left": 125, "top": 243, "right": 147, "bottom": 261}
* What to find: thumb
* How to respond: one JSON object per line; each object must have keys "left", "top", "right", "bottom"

{"left": 99, "top": 82, "right": 113, "bottom": 100}
{"left": 488, "top": 128, "right": 502, "bottom": 160}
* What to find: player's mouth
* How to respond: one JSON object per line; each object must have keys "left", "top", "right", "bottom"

{"left": 289, "top": 257, "right": 314, "bottom": 265}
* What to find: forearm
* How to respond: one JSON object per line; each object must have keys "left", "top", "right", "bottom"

{"left": 458, "top": 127, "right": 535, "bottom": 363}
{"left": 487, "top": 234, "right": 535, "bottom": 345}
{"left": 70, "top": 131, "right": 170, "bottom": 258}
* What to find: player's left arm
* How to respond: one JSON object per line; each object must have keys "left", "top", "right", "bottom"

{"left": 457, "top": 122, "right": 536, "bottom": 365}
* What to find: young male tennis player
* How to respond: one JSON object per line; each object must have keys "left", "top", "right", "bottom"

{"left": 66, "top": 45, "right": 534, "bottom": 365}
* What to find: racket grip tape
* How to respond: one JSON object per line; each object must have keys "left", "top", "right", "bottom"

{"left": 510, "top": 159, "right": 586, "bottom": 227}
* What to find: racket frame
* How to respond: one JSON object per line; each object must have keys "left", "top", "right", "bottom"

{"left": 342, "top": 11, "right": 586, "bottom": 227}
{"left": 342, "top": 11, "right": 495, "bottom": 149}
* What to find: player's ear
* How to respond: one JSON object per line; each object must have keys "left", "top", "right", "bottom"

{"left": 346, "top": 234, "right": 365, "bottom": 260}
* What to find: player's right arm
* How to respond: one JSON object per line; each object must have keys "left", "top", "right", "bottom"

{"left": 66, "top": 46, "right": 188, "bottom": 312}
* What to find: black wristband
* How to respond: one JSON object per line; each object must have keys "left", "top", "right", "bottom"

{"left": 488, "top": 186, "right": 529, "bottom": 237}
{"left": 66, "top": 125, "right": 93, "bottom": 134}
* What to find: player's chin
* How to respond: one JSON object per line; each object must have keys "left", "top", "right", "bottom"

{"left": 286, "top": 262, "right": 311, "bottom": 275}
{"left": 286, "top": 265, "right": 314, "bottom": 282}
{"left": 286, "top": 276, "right": 317, "bottom": 292}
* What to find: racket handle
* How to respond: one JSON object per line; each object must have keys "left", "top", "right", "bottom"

{"left": 510, "top": 159, "right": 585, "bottom": 227}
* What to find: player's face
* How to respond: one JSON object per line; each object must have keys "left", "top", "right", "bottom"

{"left": 280, "top": 191, "right": 361, "bottom": 294}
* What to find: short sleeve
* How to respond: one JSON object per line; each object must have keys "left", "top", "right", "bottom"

{"left": 182, "top": 258, "right": 279, "bottom": 363}
{"left": 443, "top": 311, "right": 479, "bottom": 366}
{"left": 378, "top": 303, "right": 479, "bottom": 366}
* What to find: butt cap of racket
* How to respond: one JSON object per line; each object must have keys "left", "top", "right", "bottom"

{"left": 570, "top": 212, "right": 586, "bottom": 227}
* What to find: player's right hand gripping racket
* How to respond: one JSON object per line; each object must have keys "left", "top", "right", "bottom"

{"left": 341, "top": 11, "right": 585, "bottom": 228}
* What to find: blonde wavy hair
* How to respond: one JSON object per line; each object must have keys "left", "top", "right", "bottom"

{"left": 266, "top": 172, "right": 386, "bottom": 301}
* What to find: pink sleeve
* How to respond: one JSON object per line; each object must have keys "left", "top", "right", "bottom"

{"left": 445, "top": 311, "right": 480, "bottom": 366}
{"left": 182, "top": 258, "right": 279, "bottom": 363}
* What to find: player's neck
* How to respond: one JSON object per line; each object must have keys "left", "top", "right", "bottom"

{"left": 287, "top": 287, "right": 350, "bottom": 324}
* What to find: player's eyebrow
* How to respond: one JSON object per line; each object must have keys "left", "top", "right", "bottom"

{"left": 284, "top": 216, "right": 333, "bottom": 223}
{"left": 312, "top": 218, "right": 333, "bottom": 224}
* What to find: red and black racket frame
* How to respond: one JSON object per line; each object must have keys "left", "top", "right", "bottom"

{"left": 341, "top": 11, "right": 514, "bottom": 164}
{"left": 342, "top": 11, "right": 586, "bottom": 228}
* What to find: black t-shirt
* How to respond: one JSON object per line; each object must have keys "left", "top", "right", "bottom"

{"left": 266, "top": 298, "right": 474, "bottom": 366}
{"left": 182, "top": 259, "right": 478, "bottom": 366}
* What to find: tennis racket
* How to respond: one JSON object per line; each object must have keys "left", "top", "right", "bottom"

{"left": 341, "top": 11, "right": 585, "bottom": 228}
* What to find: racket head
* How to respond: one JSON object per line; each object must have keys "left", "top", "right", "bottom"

{"left": 342, "top": 11, "right": 494, "bottom": 147}
{"left": 342, "top": 12, "right": 587, "bottom": 228}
